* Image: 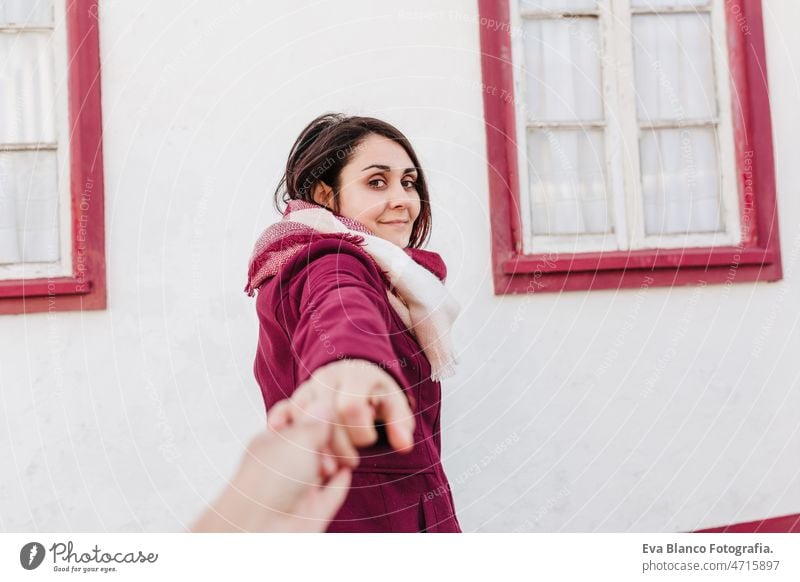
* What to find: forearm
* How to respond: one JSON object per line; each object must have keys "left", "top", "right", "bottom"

{"left": 288, "top": 249, "right": 413, "bottom": 397}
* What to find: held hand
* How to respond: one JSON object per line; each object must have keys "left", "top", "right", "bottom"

{"left": 190, "top": 400, "right": 352, "bottom": 533}
{"left": 267, "top": 359, "right": 416, "bottom": 467}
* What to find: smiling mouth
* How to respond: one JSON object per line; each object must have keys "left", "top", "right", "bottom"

{"left": 379, "top": 221, "right": 410, "bottom": 228}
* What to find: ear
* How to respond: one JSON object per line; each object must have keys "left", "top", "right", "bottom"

{"left": 311, "top": 181, "right": 333, "bottom": 209}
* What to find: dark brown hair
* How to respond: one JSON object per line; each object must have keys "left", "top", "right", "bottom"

{"left": 273, "top": 112, "right": 431, "bottom": 248}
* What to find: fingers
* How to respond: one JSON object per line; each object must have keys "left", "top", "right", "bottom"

{"left": 261, "top": 401, "right": 338, "bottom": 505}
{"left": 372, "top": 387, "right": 416, "bottom": 454}
{"left": 329, "top": 360, "right": 412, "bottom": 452}
{"left": 295, "top": 376, "right": 361, "bottom": 468}
{"left": 268, "top": 379, "right": 326, "bottom": 432}
{"left": 315, "top": 467, "right": 352, "bottom": 521}
{"left": 319, "top": 448, "right": 338, "bottom": 479}
{"left": 289, "top": 400, "right": 333, "bottom": 445}
{"left": 327, "top": 419, "right": 361, "bottom": 468}
{"left": 276, "top": 360, "right": 418, "bottom": 467}
{"left": 272, "top": 389, "right": 361, "bottom": 472}
{"left": 337, "top": 390, "right": 379, "bottom": 448}
{"left": 267, "top": 399, "right": 294, "bottom": 431}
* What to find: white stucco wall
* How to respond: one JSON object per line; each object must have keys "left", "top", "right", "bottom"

{"left": 1, "top": 0, "right": 798, "bottom": 532}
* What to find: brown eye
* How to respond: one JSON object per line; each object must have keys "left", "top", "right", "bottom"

{"left": 402, "top": 179, "right": 418, "bottom": 189}
{"left": 368, "top": 178, "right": 386, "bottom": 188}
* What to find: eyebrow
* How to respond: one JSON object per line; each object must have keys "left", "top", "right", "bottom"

{"left": 361, "top": 164, "right": 418, "bottom": 175}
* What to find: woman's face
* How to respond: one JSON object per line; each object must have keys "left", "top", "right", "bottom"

{"left": 313, "top": 133, "right": 421, "bottom": 248}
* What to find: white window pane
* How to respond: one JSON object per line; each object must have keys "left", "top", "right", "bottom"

{"left": 523, "top": 18, "right": 603, "bottom": 121}
{"left": 527, "top": 129, "right": 610, "bottom": 235}
{"left": 631, "top": 0, "right": 708, "bottom": 8}
{"left": 0, "top": 0, "right": 52, "bottom": 26}
{"left": 640, "top": 127, "right": 721, "bottom": 235}
{"left": 0, "top": 32, "right": 56, "bottom": 143}
{"left": 632, "top": 13, "right": 716, "bottom": 121}
{"left": 0, "top": 150, "right": 60, "bottom": 263}
{"left": 521, "top": 0, "right": 597, "bottom": 10}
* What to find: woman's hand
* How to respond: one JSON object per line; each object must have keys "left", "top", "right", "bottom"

{"left": 268, "top": 359, "right": 416, "bottom": 468}
{"left": 190, "top": 400, "right": 352, "bottom": 533}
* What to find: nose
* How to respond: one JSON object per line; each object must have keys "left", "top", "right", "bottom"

{"left": 389, "top": 196, "right": 409, "bottom": 210}
{"left": 388, "top": 183, "right": 414, "bottom": 209}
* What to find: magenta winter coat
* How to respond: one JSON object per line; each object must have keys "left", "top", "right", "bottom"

{"left": 253, "top": 235, "right": 461, "bottom": 533}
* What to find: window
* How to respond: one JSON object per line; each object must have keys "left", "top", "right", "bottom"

{"left": 479, "top": 0, "right": 781, "bottom": 293}
{"left": 0, "top": 0, "right": 106, "bottom": 314}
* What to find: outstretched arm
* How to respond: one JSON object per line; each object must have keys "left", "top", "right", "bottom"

{"left": 277, "top": 245, "right": 417, "bottom": 465}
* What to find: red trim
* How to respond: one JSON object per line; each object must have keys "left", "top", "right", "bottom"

{"left": 0, "top": 0, "right": 106, "bottom": 314}
{"left": 0, "top": 277, "right": 89, "bottom": 298}
{"left": 503, "top": 247, "right": 776, "bottom": 274}
{"left": 479, "top": 0, "right": 782, "bottom": 295}
{"left": 695, "top": 513, "right": 800, "bottom": 533}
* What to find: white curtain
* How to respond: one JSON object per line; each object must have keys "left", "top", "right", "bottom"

{"left": 0, "top": 0, "right": 60, "bottom": 264}
{"left": 640, "top": 128, "right": 721, "bottom": 235}
{"left": 631, "top": 0, "right": 708, "bottom": 8}
{"left": 633, "top": 12, "right": 722, "bottom": 236}
{"left": 0, "top": 33, "right": 56, "bottom": 144}
{"left": 520, "top": 0, "right": 597, "bottom": 12}
{"left": 523, "top": 16, "right": 608, "bottom": 235}
{"left": 632, "top": 13, "right": 716, "bottom": 123}
{"left": 0, "top": 4, "right": 60, "bottom": 265}
{"left": 0, "top": 0, "right": 52, "bottom": 27}
{"left": 521, "top": 4, "right": 723, "bottom": 239}
{"left": 523, "top": 17, "right": 603, "bottom": 122}
{"left": 0, "top": 151, "right": 60, "bottom": 264}
{"left": 528, "top": 129, "right": 609, "bottom": 235}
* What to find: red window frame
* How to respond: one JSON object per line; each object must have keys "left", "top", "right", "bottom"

{"left": 0, "top": 0, "right": 106, "bottom": 314}
{"left": 479, "top": 0, "right": 782, "bottom": 294}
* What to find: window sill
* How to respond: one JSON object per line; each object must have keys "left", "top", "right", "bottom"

{"left": 0, "top": 277, "right": 92, "bottom": 298}
{"left": 502, "top": 246, "right": 778, "bottom": 275}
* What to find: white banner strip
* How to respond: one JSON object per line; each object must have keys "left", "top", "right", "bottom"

{"left": 2, "top": 533, "right": 797, "bottom": 581}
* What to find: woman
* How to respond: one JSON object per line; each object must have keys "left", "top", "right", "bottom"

{"left": 245, "top": 113, "right": 461, "bottom": 532}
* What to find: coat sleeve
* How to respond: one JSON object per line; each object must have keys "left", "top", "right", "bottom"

{"left": 281, "top": 241, "right": 414, "bottom": 404}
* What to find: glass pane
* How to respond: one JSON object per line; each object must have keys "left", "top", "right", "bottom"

{"left": 527, "top": 129, "right": 610, "bottom": 235}
{"left": 632, "top": 13, "right": 716, "bottom": 121}
{"left": 639, "top": 127, "right": 721, "bottom": 235}
{"left": 0, "top": 32, "right": 56, "bottom": 143}
{"left": 631, "top": 0, "right": 709, "bottom": 8}
{"left": 521, "top": 0, "right": 597, "bottom": 10}
{"left": 0, "top": 150, "right": 60, "bottom": 264}
{"left": 523, "top": 18, "right": 603, "bottom": 121}
{"left": 0, "top": 0, "right": 52, "bottom": 26}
